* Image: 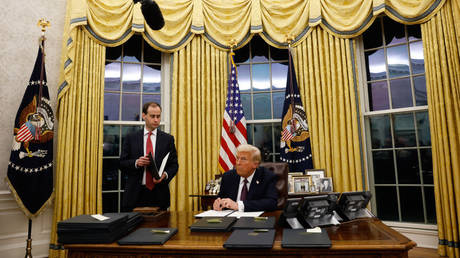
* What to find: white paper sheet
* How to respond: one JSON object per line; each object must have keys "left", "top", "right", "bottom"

{"left": 158, "top": 152, "right": 170, "bottom": 177}
{"left": 227, "top": 211, "right": 264, "bottom": 218}
{"left": 194, "top": 210, "right": 235, "bottom": 217}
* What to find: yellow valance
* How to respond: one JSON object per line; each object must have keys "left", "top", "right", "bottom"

{"left": 69, "top": 0, "right": 445, "bottom": 51}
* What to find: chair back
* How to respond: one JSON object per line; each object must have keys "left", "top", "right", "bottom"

{"left": 260, "top": 162, "right": 289, "bottom": 209}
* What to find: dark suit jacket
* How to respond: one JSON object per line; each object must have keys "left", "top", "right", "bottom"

{"left": 218, "top": 166, "right": 278, "bottom": 212}
{"left": 120, "top": 128, "right": 178, "bottom": 210}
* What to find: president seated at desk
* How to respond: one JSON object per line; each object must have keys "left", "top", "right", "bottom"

{"left": 213, "top": 144, "right": 278, "bottom": 212}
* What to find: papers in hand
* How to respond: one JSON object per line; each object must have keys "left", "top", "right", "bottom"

{"left": 195, "top": 210, "right": 264, "bottom": 218}
{"left": 148, "top": 152, "right": 170, "bottom": 179}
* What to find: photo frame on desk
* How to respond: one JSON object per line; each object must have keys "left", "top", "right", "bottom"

{"left": 318, "top": 177, "right": 333, "bottom": 192}
{"left": 288, "top": 172, "right": 304, "bottom": 194}
{"left": 305, "top": 169, "right": 325, "bottom": 192}
{"left": 292, "top": 175, "right": 312, "bottom": 194}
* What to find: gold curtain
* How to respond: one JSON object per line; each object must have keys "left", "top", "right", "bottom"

{"left": 293, "top": 27, "right": 364, "bottom": 192}
{"left": 422, "top": 0, "right": 460, "bottom": 256}
{"left": 49, "top": 27, "right": 105, "bottom": 258}
{"left": 169, "top": 35, "right": 228, "bottom": 211}
{"left": 65, "top": 0, "right": 444, "bottom": 51}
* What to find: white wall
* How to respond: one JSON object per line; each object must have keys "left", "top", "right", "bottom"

{"left": 0, "top": 1, "right": 66, "bottom": 257}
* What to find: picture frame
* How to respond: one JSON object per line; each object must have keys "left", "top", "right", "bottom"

{"left": 318, "top": 177, "right": 333, "bottom": 192}
{"left": 288, "top": 172, "right": 304, "bottom": 194}
{"left": 305, "top": 169, "right": 325, "bottom": 192}
{"left": 292, "top": 175, "right": 312, "bottom": 194}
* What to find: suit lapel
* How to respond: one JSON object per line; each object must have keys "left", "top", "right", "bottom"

{"left": 247, "top": 167, "right": 261, "bottom": 200}
{"left": 136, "top": 129, "right": 144, "bottom": 157}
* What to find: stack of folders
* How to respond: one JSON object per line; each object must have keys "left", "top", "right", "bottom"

{"left": 189, "top": 217, "right": 237, "bottom": 232}
{"left": 281, "top": 228, "right": 332, "bottom": 248}
{"left": 118, "top": 228, "right": 178, "bottom": 245}
{"left": 224, "top": 229, "right": 276, "bottom": 249}
{"left": 231, "top": 216, "right": 276, "bottom": 230}
{"left": 104, "top": 212, "right": 143, "bottom": 233}
{"left": 57, "top": 213, "right": 129, "bottom": 244}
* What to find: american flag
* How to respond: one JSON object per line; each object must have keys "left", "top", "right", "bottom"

{"left": 281, "top": 126, "right": 295, "bottom": 142}
{"left": 219, "top": 53, "right": 247, "bottom": 172}
{"left": 16, "top": 122, "right": 35, "bottom": 142}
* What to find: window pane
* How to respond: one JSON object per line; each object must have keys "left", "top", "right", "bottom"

{"left": 241, "top": 93, "right": 252, "bottom": 120}
{"left": 237, "top": 64, "right": 250, "bottom": 92}
{"left": 414, "top": 76, "right": 427, "bottom": 106}
{"left": 274, "top": 124, "right": 282, "bottom": 154}
{"left": 424, "top": 187, "right": 436, "bottom": 223}
{"left": 102, "top": 192, "right": 119, "bottom": 213}
{"left": 372, "top": 150, "right": 396, "bottom": 184}
{"left": 370, "top": 115, "right": 392, "bottom": 149}
{"left": 246, "top": 124, "right": 254, "bottom": 145}
{"left": 363, "top": 19, "right": 383, "bottom": 49}
{"left": 387, "top": 45, "right": 410, "bottom": 78}
{"left": 122, "top": 63, "right": 141, "bottom": 92}
{"left": 399, "top": 186, "right": 424, "bottom": 222}
{"left": 408, "top": 25, "right": 422, "bottom": 41}
{"left": 122, "top": 93, "right": 141, "bottom": 121}
{"left": 393, "top": 114, "right": 416, "bottom": 147}
{"left": 270, "top": 46, "right": 288, "bottom": 61}
{"left": 142, "top": 94, "right": 161, "bottom": 108}
{"left": 123, "top": 35, "right": 142, "bottom": 62}
{"left": 105, "top": 62, "right": 121, "bottom": 91}
{"left": 253, "top": 124, "right": 273, "bottom": 162}
{"left": 272, "top": 91, "right": 284, "bottom": 119}
{"left": 253, "top": 93, "right": 271, "bottom": 119}
{"left": 396, "top": 149, "right": 420, "bottom": 184}
{"left": 416, "top": 112, "right": 431, "bottom": 146}
{"left": 144, "top": 42, "right": 161, "bottom": 63}
{"left": 368, "top": 81, "right": 389, "bottom": 111}
{"left": 104, "top": 92, "right": 120, "bottom": 120}
{"left": 102, "top": 159, "right": 120, "bottom": 190}
{"left": 384, "top": 17, "right": 405, "bottom": 46}
{"left": 143, "top": 65, "right": 161, "bottom": 93}
{"left": 365, "top": 49, "right": 386, "bottom": 81}
{"left": 375, "top": 186, "right": 399, "bottom": 221}
{"left": 410, "top": 41, "right": 424, "bottom": 74}
{"left": 103, "top": 125, "right": 120, "bottom": 156}
{"left": 106, "top": 45, "right": 122, "bottom": 61}
{"left": 272, "top": 62, "right": 287, "bottom": 89}
{"left": 420, "top": 149, "right": 433, "bottom": 184}
{"left": 121, "top": 125, "right": 143, "bottom": 149}
{"left": 390, "top": 78, "right": 412, "bottom": 109}
{"left": 252, "top": 64, "right": 270, "bottom": 91}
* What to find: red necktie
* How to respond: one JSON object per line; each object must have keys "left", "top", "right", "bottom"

{"left": 146, "top": 131, "right": 154, "bottom": 190}
{"left": 240, "top": 178, "right": 248, "bottom": 201}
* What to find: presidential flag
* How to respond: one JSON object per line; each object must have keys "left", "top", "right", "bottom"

{"left": 6, "top": 39, "right": 54, "bottom": 218}
{"left": 280, "top": 50, "right": 313, "bottom": 172}
{"left": 219, "top": 52, "right": 247, "bottom": 172}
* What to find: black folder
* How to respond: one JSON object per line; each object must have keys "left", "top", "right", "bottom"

{"left": 223, "top": 229, "right": 275, "bottom": 249}
{"left": 281, "top": 228, "right": 332, "bottom": 248}
{"left": 147, "top": 152, "right": 160, "bottom": 180}
{"left": 117, "top": 228, "right": 178, "bottom": 245}
{"left": 231, "top": 217, "right": 276, "bottom": 230}
{"left": 104, "top": 212, "right": 143, "bottom": 233}
{"left": 189, "top": 217, "right": 236, "bottom": 232}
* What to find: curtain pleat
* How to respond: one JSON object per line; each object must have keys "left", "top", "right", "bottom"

{"left": 422, "top": 0, "right": 460, "bottom": 256}
{"left": 294, "top": 27, "right": 364, "bottom": 193}
{"left": 49, "top": 27, "right": 105, "bottom": 258}
{"left": 169, "top": 36, "right": 227, "bottom": 211}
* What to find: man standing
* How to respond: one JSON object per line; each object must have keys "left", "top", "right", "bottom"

{"left": 120, "top": 102, "right": 178, "bottom": 211}
{"left": 213, "top": 144, "right": 278, "bottom": 212}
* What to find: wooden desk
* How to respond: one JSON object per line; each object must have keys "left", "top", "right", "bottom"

{"left": 64, "top": 211, "right": 416, "bottom": 258}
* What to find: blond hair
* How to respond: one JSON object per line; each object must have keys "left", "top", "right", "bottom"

{"left": 236, "top": 144, "right": 261, "bottom": 164}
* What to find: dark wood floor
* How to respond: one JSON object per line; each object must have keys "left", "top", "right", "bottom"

{"left": 409, "top": 247, "right": 443, "bottom": 258}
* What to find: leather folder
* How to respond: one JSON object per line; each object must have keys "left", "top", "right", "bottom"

{"left": 223, "top": 229, "right": 275, "bottom": 249}
{"left": 231, "top": 217, "right": 276, "bottom": 230}
{"left": 117, "top": 228, "right": 178, "bottom": 245}
{"left": 189, "top": 217, "right": 236, "bottom": 232}
{"left": 281, "top": 228, "right": 332, "bottom": 248}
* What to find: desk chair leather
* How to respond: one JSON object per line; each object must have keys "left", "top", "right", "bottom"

{"left": 260, "top": 162, "right": 289, "bottom": 209}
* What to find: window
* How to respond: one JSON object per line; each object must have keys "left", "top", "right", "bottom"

{"left": 102, "top": 35, "right": 165, "bottom": 212}
{"left": 361, "top": 17, "right": 435, "bottom": 224}
{"left": 234, "top": 36, "right": 289, "bottom": 161}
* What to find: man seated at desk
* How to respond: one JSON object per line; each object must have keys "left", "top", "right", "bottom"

{"left": 213, "top": 144, "right": 278, "bottom": 212}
